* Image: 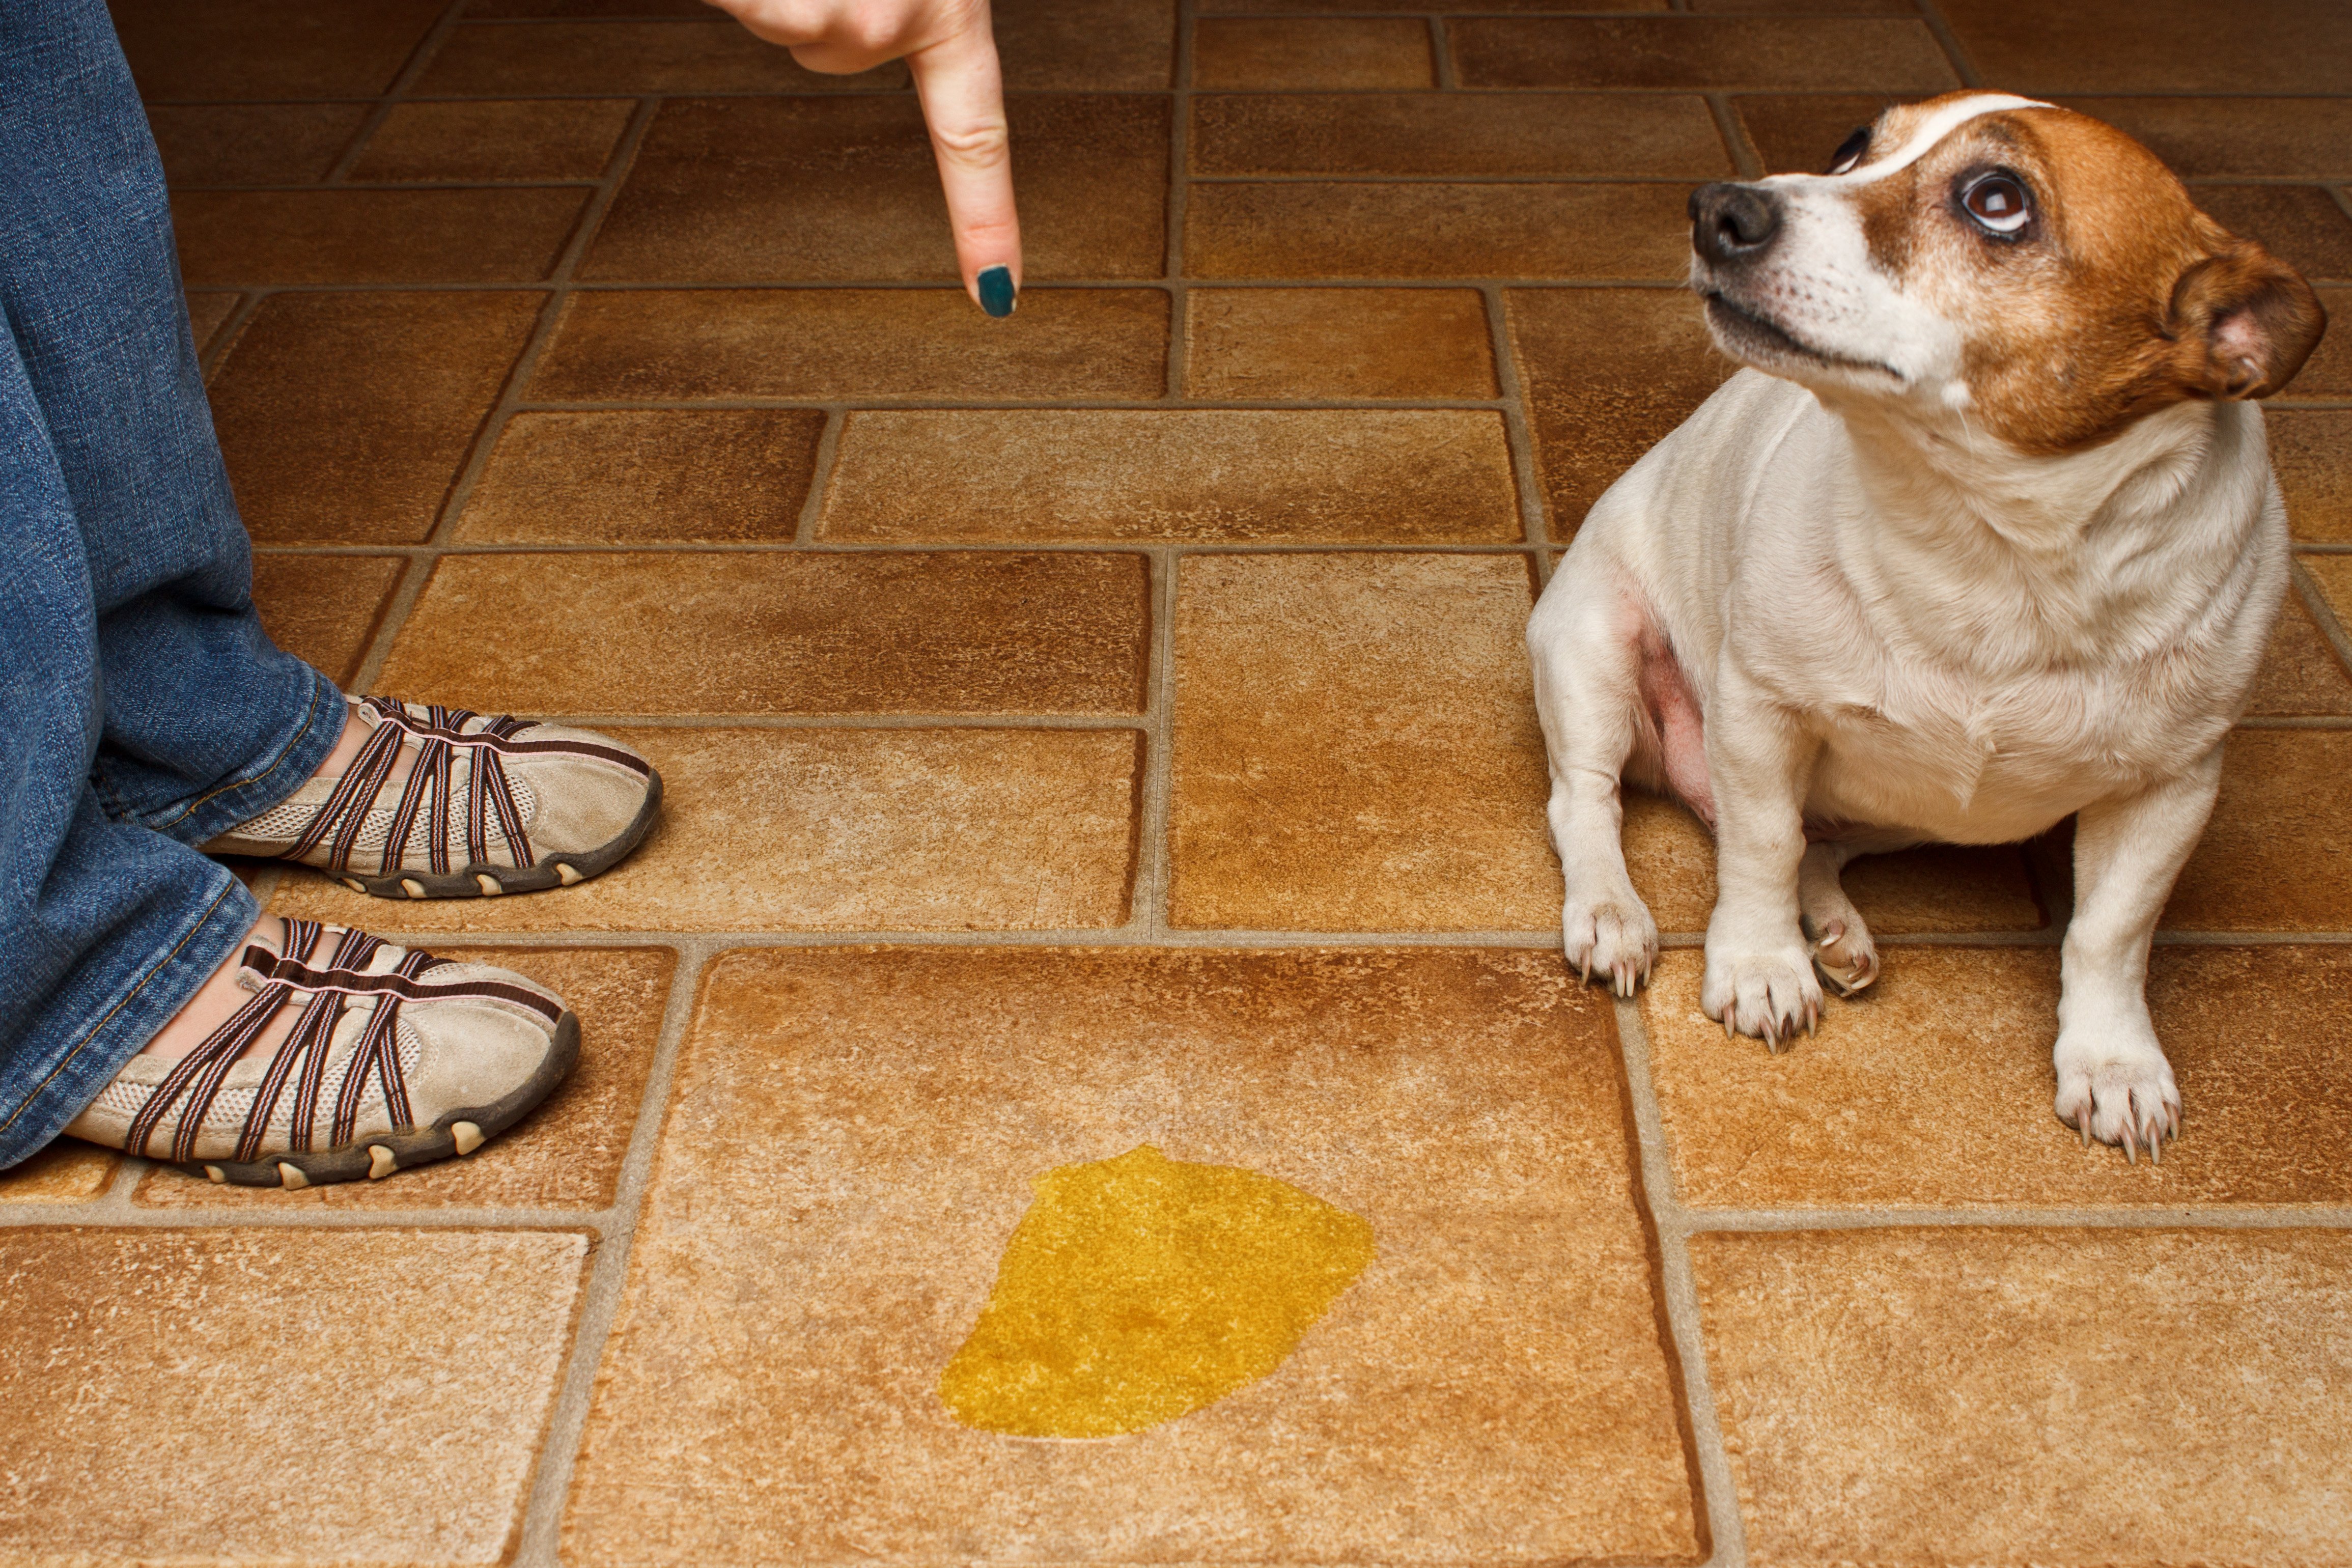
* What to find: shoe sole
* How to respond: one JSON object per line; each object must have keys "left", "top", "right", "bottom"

{"left": 330, "top": 770, "right": 662, "bottom": 901}
{"left": 171, "top": 1011, "right": 581, "bottom": 1189}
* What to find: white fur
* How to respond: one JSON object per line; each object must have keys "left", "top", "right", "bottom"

{"left": 1526, "top": 113, "right": 2288, "bottom": 1156}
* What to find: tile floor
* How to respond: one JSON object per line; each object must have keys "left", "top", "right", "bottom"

{"left": 5, "top": 2, "right": 2351, "bottom": 1564}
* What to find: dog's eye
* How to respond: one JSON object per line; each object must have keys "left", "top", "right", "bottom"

{"left": 1826, "top": 127, "right": 1870, "bottom": 176}
{"left": 1961, "top": 171, "right": 2034, "bottom": 236}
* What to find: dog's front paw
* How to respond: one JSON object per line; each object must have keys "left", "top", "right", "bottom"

{"left": 1563, "top": 888, "right": 1659, "bottom": 998}
{"left": 2054, "top": 1032, "right": 2180, "bottom": 1162}
{"left": 1702, "top": 938, "right": 1821, "bottom": 1051}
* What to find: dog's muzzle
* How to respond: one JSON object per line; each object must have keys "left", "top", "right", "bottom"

{"left": 1689, "top": 182, "right": 1785, "bottom": 269}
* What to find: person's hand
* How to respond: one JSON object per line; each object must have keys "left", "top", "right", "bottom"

{"left": 704, "top": 0, "right": 1021, "bottom": 316}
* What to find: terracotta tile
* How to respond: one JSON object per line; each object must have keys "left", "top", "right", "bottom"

{"left": 172, "top": 189, "right": 587, "bottom": 286}
{"left": 1203, "top": 0, "right": 1662, "bottom": 11}
{"left": 415, "top": 20, "right": 908, "bottom": 93}
{"left": 1690, "top": 0, "right": 1913, "bottom": 11}
{"left": 1939, "top": 0, "right": 2352, "bottom": 93}
{"left": 563, "top": 946, "right": 1701, "bottom": 1565}
{"left": 249, "top": 553, "right": 407, "bottom": 686}
{"left": 0, "top": 1143, "right": 117, "bottom": 1203}
{"left": 994, "top": 0, "right": 1172, "bottom": 89}
{"left": 1192, "top": 18, "right": 1432, "bottom": 89}
{"left": 2056, "top": 98, "right": 2352, "bottom": 181}
{"left": 377, "top": 551, "right": 1150, "bottom": 715}
{"left": 0, "top": 1227, "right": 585, "bottom": 1562}
{"left": 1692, "top": 1227, "right": 2352, "bottom": 1564}
{"left": 137, "top": 946, "right": 673, "bottom": 1210}
{"left": 145, "top": 104, "right": 368, "bottom": 186}
{"left": 528, "top": 288, "right": 1168, "bottom": 401}
{"left": 2165, "top": 727, "right": 2352, "bottom": 930}
{"left": 2280, "top": 287, "right": 2352, "bottom": 397}
{"left": 272, "top": 729, "right": 1141, "bottom": 933}
{"left": 2273, "top": 410, "right": 2352, "bottom": 542}
{"left": 209, "top": 291, "right": 542, "bottom": 545}
{"left": 470, "top": 0, "right": 708, "bottom": 12}
{"left": 455, "top": 410, "right": 822, "bottom": 545}
{"left": 1170, "top": 553, "right": 1557, "bottom": 931}
{"left": 584, "top": 96, "right": 1167, "bottom": 283}
{"left": 1449, "top": 18, "right": 1959, "bottom": 93}
{"left": 350, "top": 100, "right": 634, "bottom": 182}
{"left": 1186, "top": 288, "right": 1496, "bottom": 399}
{"left": 1649, "top": 944, "right": 2352, "bottom": 1209}
{"left": 1509, "top": 288, "right": 1733, "bottom": 538}
{"left": 2191, "top": 185, "right": 2352, "bottom": 282}
{"left": 1731, "top": 94, "right": 1903, "bottom": 175}
{"left": 1192, "top": 93, "right": 1729, "bottom": 178}
{"left": 2245, "top": 591, "right": 2352, "bottom": 717}
{"left": 109, "top": 0, "right": 445, "bottom": 99}
{"left": 183, "top": 291, "right": 240, "bottom": 355}
{"left": 822, "top": 411, "right": 1520, "bottom": 544}
{"left": 1620, "top": 792, "right": 2043, "bottom": 935}
{"left": 2300, "top": 554, "right": 2352, "bottom": 650}
{"left": 1187, "top": 182, "right": 1692, "bottom": 281}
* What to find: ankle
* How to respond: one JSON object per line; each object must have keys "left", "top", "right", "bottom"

{"left": 140, "top": 915, "right": 287, "bottom": 1064}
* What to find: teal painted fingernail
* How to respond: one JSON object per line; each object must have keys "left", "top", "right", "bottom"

{"left": 978, "top": 266, "right": 1016, "bottom": 318}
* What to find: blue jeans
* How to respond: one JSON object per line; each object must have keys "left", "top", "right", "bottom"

{"left": 0, "top": 0, "right": 343, "bottom": 1165}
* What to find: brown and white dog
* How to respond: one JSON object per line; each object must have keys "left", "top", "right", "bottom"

{"left": 1526, "top": 93, "right": 2328, "bottom": 1157}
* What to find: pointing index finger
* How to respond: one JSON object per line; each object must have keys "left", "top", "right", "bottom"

{"left": 906, "top": 11, "right": 1021, "bottom": 317}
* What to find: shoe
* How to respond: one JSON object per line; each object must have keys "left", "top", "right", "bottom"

{"left": 67, "top": 920, "right": 577, "bottom": 1188}
{"left": 207, "top": 696, "right": 661, "bottom": 899}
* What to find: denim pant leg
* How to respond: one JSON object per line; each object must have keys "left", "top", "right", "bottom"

{"left": 0, "top": 0, "right": 343, "bottom": 1165}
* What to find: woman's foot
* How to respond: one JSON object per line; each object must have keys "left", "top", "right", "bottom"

{"left": 68, "top": 916, "right": 577, "bottom": 1188}
{"left": 205, "top": 696, "right": 661, "bottom": 900}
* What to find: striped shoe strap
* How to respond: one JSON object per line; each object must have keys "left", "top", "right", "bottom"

{"left": 126, "top": 923, "right": 567, "bottom": 1164}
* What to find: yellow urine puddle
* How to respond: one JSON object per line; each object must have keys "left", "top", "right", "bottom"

{"left": 939, "top": 1144, "right": 1376, "bottom": 1439}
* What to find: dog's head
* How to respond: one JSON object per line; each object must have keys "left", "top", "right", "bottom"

{"left": 1689, "top": 92, "right": 2328, "bottom": 455}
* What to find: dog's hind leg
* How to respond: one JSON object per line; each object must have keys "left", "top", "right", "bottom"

{"left": 1528, "top": 562, "right": 1660, "bottom": 996}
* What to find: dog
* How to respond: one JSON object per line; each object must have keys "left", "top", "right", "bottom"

{"left": 1526, "top": 92, "right": 2327, "bottom": 1158}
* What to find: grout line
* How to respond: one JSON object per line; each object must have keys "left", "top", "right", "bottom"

{"left": 347, "top": 554, "right": 437, "bottom": 696}
{"left": 2291, "top": 555, "right": 2352, "bottom": 680}
{"left": 1165, "top": 0, "right": 1195, "bottom": 399}
{"left": 1705, "top": 94, "right": 1762, "bottom": 179}
{"left": 510, "top": 939, "right": 711, "bottom": 1568}
{"left": 1910, "top": 0, "right": 1985, "bottom": 90}
{"left": 423, "top": 98, "right": 663, "bottom": 551}
{"left": 180, "top": 276, "right": 1700, "bottom": 294}
{"left": 194, "top": 291, "right": 262, "bottom": 384}
{"left": 1613, "top": 997, "right": 1749, "bottom": 1568}
{"left": 792, "top": 408, "right": 849, "bottom": 544}
{"left": 1479, "top": 284, "right": 1557, "bottom": 572}
{"left": 1427, "top": 17, "right": 1458, "bottom": 90}
{"left": 319, "top": 0, "right": 472, "bottom": 186}
{"left": 1138, "top": 550, "right": 1183, "bottom": 936}
{"left": 253, "top": 540, "right": 1556, "bottom": 557}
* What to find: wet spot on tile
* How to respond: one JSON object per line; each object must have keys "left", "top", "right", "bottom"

{"left": 146, "top": 103, "right": 368, "bottom": 186}
{"left": 454, "top": 409, "right": 825, "bottom": 544}
{"left": 1187, "top": 288, "right": 1496, "bottom": 399}
{"left": 249, "top": 553, "right": 407, "bottom": 686}
{"left": 1646, "top": 944, "right": 2352, "bottom": 1208}
{"left": 1192, "top": 93, "right": 1729, "bottom": 178}
{"left": 0, "top": 1228, "right": 586, "bottom": 1563}
{"left": 1193, "top": 18, "right": 1433, "bottom": 88}
{"left": 940, "top": 1145, "right": 1375, "bottom": 1438}
{"left": 1693, "top": 1227, "right": 2352, "bottom": 1563}
{"left": 2273, "top": 412, "right": 2352, "bottom": 541}
{"left": 2166, "top": 727, "right": 2352, "bottom": 929}
{"left": 0, "top": 1142, "right": 118, "bottom": 1203}
{"left": 584, "top": 96, "right": 1167, "bottom": 282}
{"left": 378, "top": 551, "right": 1149, "bottom": 715}
{"left": 822, "top": 410, "right": 1520, "bottom": 544}
{"left": 416, "top": 20, "right": 907, "bottom": 93}
{"left": 1449, "top": 17, "right": 1959, "bottom": 92}
{"left": 528, "top": 288, "right": 1168, "bottom": 401}
{"left": 1938, "top": 0, "right": 2352, "bottom": 93}
{"left": 1171, "top": 553, "right": 1558, "bottom": 931}
{"left": 350, "top": 99, "right": 634, "bottom": 181}
{"left": 994, "top": 0, "right": 1174, "bottom": 89}
{"left": 209, "top": 291, "right": 543, "bottom": 545}
{"left": 561, "top": 945, "right": 1701, "bottom": 1564}
{"left": 1509, "top": 288, "right": 1735, "bottom": 537}
{"left": 1188, "top": 183, "right": 1692, "bottom": 281}
{"left": 172, "top": 188, "right": 588, "bottom": 285}
{"left": 275, "top": 729, "right": 1141, "bottom": 934}
{"left": 2244, "top": 590, "right": 2352, "bottom": 717}
{"left": 110, "top": 0, "right": 445, "bottom": 98}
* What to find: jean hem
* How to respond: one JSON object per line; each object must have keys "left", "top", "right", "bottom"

{"left": 142, "top": 664, "right": 345, "bottom": 847}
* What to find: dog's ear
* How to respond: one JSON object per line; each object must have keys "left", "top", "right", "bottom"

{"left": 2167, "top": 239, "right": 2328, "bottom": 400}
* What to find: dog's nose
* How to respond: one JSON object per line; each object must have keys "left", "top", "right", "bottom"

{"left": 1689, "top": 182, "right": 1783, "bottom": 267}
